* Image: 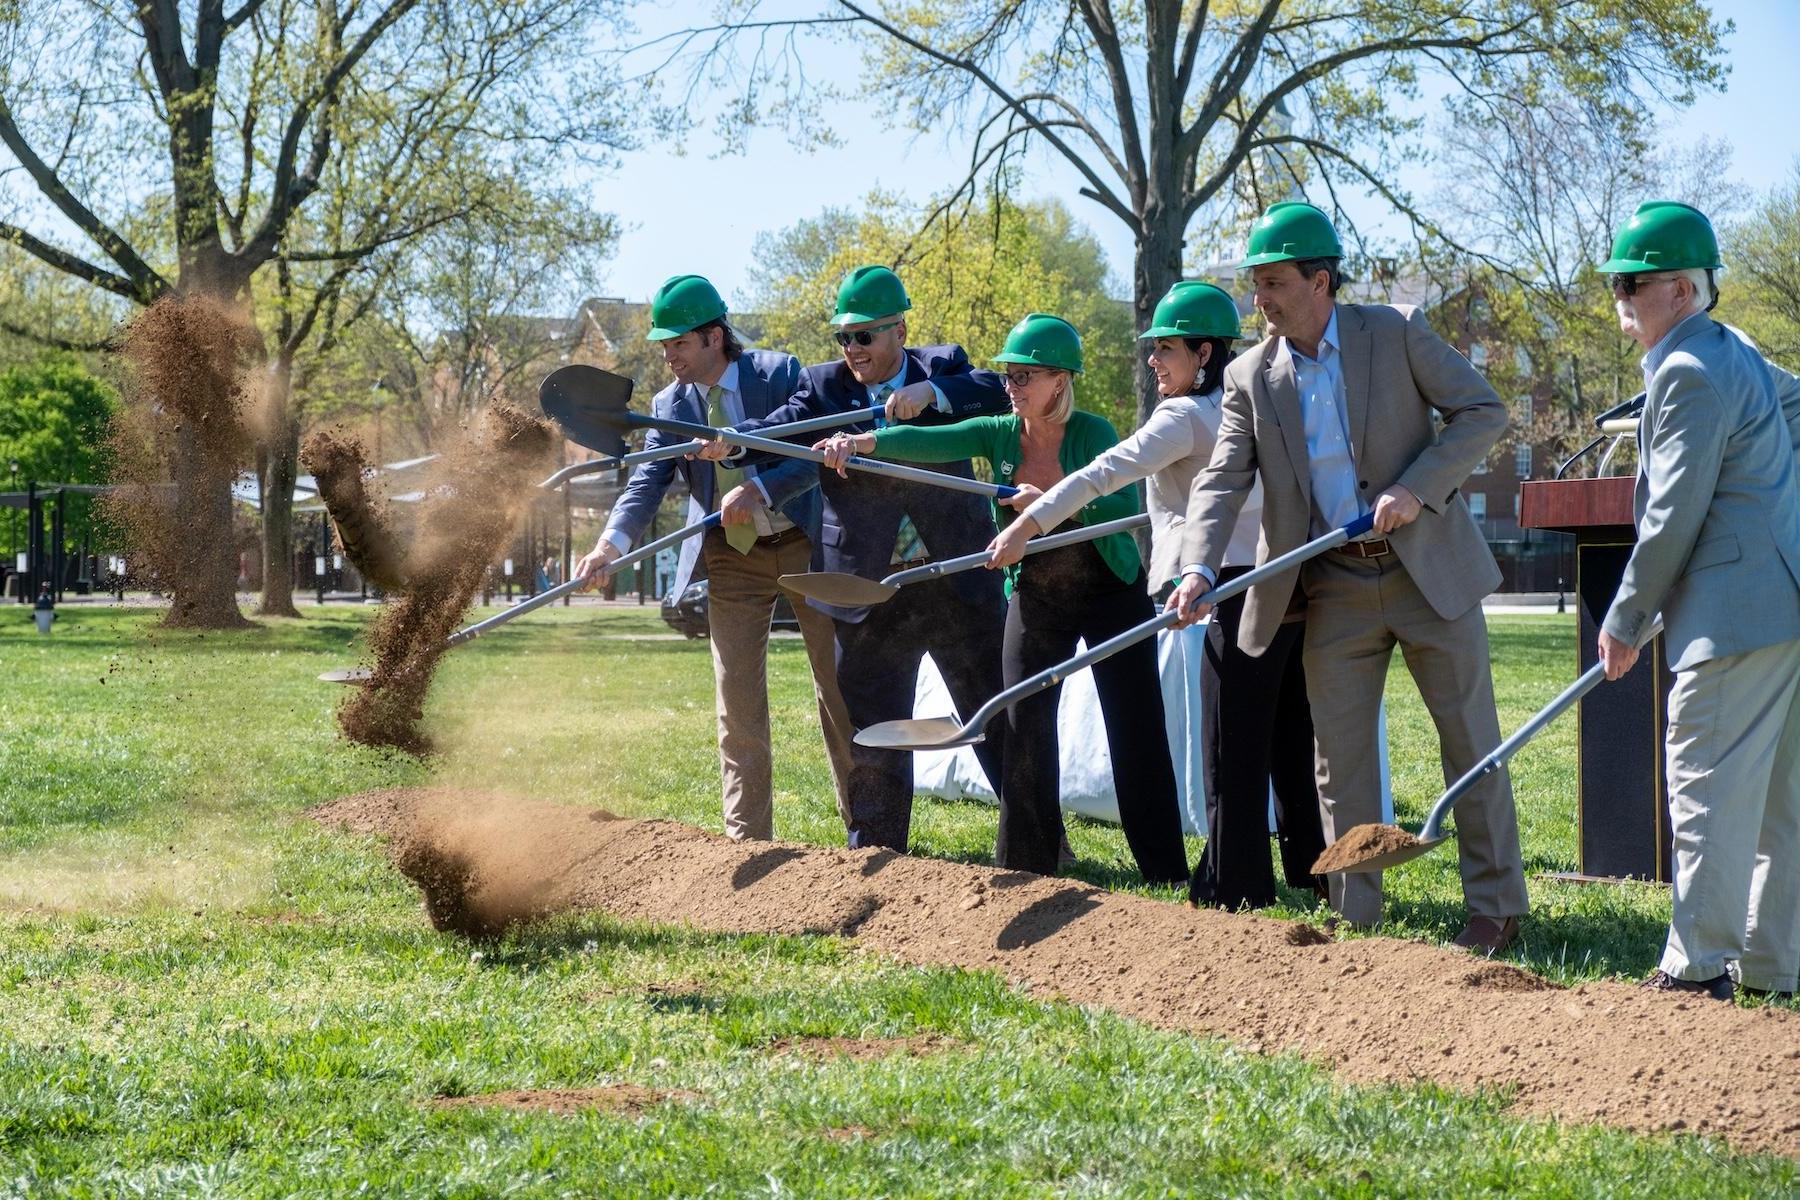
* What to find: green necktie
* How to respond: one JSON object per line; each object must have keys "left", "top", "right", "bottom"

{"left": 707, "top": 384, "right": 757, "bottom": 554}
{"left": 875, "top": 384, "right": 926, "bottom": 563}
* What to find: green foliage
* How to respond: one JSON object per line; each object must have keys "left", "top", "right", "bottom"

{"left": 746, "top": 195, "right": 1138, "bottom": 431}
{"left": 1718, "top": 164, "right": 1800, "bottom": 366}
{"left": 0, "top": 356, "right": 116, "bottom": 485}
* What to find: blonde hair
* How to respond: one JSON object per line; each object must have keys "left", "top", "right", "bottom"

{"left": 1047, "top": 372, "right": 1075, "bottom": 424}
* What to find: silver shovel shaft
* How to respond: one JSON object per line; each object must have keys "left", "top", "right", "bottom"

{"left": 1417, "top": 618, "right": 1664, "bottom": 841}
{"left": 906, "top": 515, "right": 1376, "bottom": 748}
{"left": 882, "top": 513, "right": 1151, "bottom": 588}
{"left": 443, "top": 513, "right": 721, "bottom": 648}
{"left": 537, "top": 405, "right": 886, "bottom": 491}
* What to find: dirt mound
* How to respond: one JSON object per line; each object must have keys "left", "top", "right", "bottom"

{"left": 305, "top": 406, "right": 555, "bottom": 753}
{"left": 104, "top": 294, "right": 261, "bottom": 629}
{"left": 430, "top": 1086, "right": 694, "bottom": 1115}
{"left": 317, "top": 788, "right": 1800, "bottom": 1158}
{"left": 1312, "top": 823, "right": 1423, "bottom": 873}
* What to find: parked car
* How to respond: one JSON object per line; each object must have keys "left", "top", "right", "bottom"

{"left": 660, "top": 577, "right": 803, "bottom": 639}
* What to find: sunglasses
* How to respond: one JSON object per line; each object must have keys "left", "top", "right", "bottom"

{"left": 833, "top": 320, "right": 902, "bottom": 348}
{"left": 1608, "top": 273, "right": 1678, "bottom": 297}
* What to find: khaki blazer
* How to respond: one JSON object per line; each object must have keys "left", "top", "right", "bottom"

{"left": 1181, "top": 302, "right": 1505, "bottom": 655}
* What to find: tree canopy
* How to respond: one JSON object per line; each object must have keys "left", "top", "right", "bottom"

{"left": 746, "top": 194, "right": 1137, "bottom": 430}
{"left": 0, "top": 356, "right": 116, "bottom": 486}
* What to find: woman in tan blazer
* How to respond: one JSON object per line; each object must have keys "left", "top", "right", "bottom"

{"left": 988, "top": 281, "right": 1327, "bottom": 909}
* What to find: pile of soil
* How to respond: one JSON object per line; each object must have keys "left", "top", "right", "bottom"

{"left": 303, "top": 406, "right": 554, "bottom": 753}
{"left": 104, "top": 294, "right": 261, "bottom": 628}
{"left": 313, "top": 788, "right": 1800, "bottom": 1158}
{"left": 1312, "top": 823, "right": 1424, "bottom": 873}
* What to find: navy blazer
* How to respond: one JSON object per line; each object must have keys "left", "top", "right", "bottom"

{"left": 601, "top": 348, "right": 821, "bottom": 549}
{"left": 736, "top": 344, "right": 1011, "bottom": 622}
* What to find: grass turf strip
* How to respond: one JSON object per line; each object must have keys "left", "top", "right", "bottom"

{"left": 0, "top": 606, "right": 1792, "bottom": 1195}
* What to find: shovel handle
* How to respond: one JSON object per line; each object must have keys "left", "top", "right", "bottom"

{"left": 623, "top": 413, "right": 1019, "bottom": 500}
{"left": 444, "top": 513, "right": 722, "bottom": 648}
{"left": 960, "top": 515, "right": 1373, "bottom": 735}
{"left": 883, "top": 513, "right": 1152, "bottom": 588}
{"left": 539, "top": 406, "right": 887, "bottom": 491}
{"left": 1418, "top": 617, "right": 1664, "bottom": 841}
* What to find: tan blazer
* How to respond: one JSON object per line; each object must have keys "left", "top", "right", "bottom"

{"left": 1181, "top": 302, "right": 1506, "bottom": 655}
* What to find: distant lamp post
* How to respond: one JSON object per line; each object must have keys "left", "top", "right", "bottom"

{"left": 7, "top": 459, "right": 17, "bottom": 567}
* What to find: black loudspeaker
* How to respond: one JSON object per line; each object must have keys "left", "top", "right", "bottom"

{"left": 1575, "top": 541, "right": 1674, "bottom": 881}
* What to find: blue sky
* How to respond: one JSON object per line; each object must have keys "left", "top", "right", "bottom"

{"left": 593, "top": 0, "right": 1800, "bottom": 308}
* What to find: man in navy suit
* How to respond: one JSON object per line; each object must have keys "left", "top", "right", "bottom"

{"left": 714, "top": 266, "right": 1012, "bottom": 851}
{"left": 574, "top": 274, "right": 854, "bottom": 842}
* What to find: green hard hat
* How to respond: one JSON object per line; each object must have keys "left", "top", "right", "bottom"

{"left": 832, "top": 265, "right": 912, "bottom": 326}
{"left": 646, "top": 274, "right": 728, "bottom": 341}
{"left": 1598, "top": 200, "right": 1723, "bottom": 274}
{"left": 992, "top": 313, "right": 1084, "bottom": 374}
{"left": 1237, "top": 201, "right": 1343, "bottom": 269}
{"left": 1139, "top": 281, "right": 1242, "bottom": 340}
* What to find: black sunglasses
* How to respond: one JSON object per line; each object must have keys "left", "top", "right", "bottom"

{"left": 833, "top": 320, "right": 901, "bottom": 348}
{"left": 1608, "top": 273, "right": 1677, "bottom": 297}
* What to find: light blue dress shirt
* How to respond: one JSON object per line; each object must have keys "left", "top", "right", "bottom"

{"left": 865, "top": 360, "right": 948, "bottom": 422}
{"left": 1288, "top": 308, "right": 1364, "bottom": 537}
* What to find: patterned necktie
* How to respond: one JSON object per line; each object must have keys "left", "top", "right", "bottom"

{"left": 706, "top": 384, "right": 756, "bottom": 554}
{"left": 874, "top": 383, "right": 926, "bottom": 563}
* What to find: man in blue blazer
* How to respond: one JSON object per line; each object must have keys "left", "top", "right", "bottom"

{"left": 574, "top": 275, "right": 854, "bottom": 842}
{"left": 718, "top": 266, "right": 1012, "bottom": 851}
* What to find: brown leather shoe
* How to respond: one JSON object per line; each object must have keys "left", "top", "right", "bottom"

{"left": 1452, "top": 915, "right": 1520, "bottom": 955}
{"left": 1641, "top": 969, "right": 1734, "bottom": 1002}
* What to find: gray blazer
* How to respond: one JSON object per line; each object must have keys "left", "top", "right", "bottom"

{"left": 1602, "top": 312, "right": 1800, "bottom": 671}
{"left": 1182, "top": 302, "right": 1504, "bottom": 656}
{"left": 1025, "top": 391, "right": 1264, "bottom": 594}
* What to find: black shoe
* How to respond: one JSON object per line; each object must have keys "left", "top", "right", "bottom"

{"left": 1640, "top": 969, "right": 1733, "bottom": 1002}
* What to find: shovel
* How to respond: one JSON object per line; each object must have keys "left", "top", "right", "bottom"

{"left": 856, "top": 513, "right": 1377, "bottom": 750}
{"left": 536, "top": 402, "right": 890, "bottom": 491}
{"left": 317, "top": 512, "right": 723, "bottom": 684}
{"left": 539, "top": 364, "right": 1019, "bottom": 501}
{"left": 1319, "top": 619, "right": 1664, "bottom": 873}
{"left": 778, "top": 513, "right": 1151, "bottom": 609}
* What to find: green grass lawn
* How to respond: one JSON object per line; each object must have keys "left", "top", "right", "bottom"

{"left": 0, "top": 603, "right": 1793, "bottom": 1196}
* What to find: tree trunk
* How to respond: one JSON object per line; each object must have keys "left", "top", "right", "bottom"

{"left": 259, "top": 355, "right": 302, "bottom": 617}
{"left": 1132, "top": 209, "right": 1186, "bottom": 428}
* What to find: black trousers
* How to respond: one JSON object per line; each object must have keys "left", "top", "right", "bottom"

{"left": 998, "top": 542, "right": 1188, "bottom": 884}
{"left": 1188, "top": 565, "right": 1326, "bottom": 909}
{"left": 833, "top": 574, "right": 1006, "bottom": 852}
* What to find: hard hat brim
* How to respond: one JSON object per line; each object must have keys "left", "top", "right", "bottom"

{"left": 831, "top": 308, "right": 906, "bottom": 327}
{"left": 991, "top": 350, "right": 1081, "bottom": 373}
{"left": 1138, "top": 323, "right": 1241, "bottom": 340}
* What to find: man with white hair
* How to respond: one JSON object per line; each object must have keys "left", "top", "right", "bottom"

{"left": 1598, "top": 200, "right": 1800, "bottom": 1001}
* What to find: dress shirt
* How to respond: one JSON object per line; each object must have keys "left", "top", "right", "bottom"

{"left": 866, "top": 360, "right": 949, "bottom": 423}
{"left": 1641, "top": 319, "right": 1686, "bottom": 387}
{"left": 1291, "top": 308, "right": 1363, "bottom": 536}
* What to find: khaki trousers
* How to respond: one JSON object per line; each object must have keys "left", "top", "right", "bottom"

{"left": 703, "top": 528, "right": 855, "bottom": 841}
{"left": 1300, "top": 551, "right": 1528, "bottom": 926}
{"left": 1661, "top": 637, "right": 1800, "bottom": 990}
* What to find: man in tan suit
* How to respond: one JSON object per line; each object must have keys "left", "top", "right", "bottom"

{"left": 1169, "top": 202, "right": 1528, "bottom": 951}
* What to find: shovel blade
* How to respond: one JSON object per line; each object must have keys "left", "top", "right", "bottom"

{"left": 778, "top": 571, "right": 898, "bottom": 608}
{"left": 539, "top": 364, "right": 634, "bottom": 457}
{"left": 319, "top": 667, "right": 372, "bottom": 685}
{"left": 1334, "top": 836, "right": 1450, "bottom": 872}
{"left": 854, "top": 716, "right": 982, "bottom": 751}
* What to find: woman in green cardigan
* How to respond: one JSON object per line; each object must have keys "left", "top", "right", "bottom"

{"left": 815, "top": 314, "right": 1188, "bottom": 884}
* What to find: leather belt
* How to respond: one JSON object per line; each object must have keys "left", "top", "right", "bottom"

{"left": 1333, "top": 537, "right": 1391, "bottom": 559}
{"left": 757, "top": 525, "right": 807, "bottom": 546}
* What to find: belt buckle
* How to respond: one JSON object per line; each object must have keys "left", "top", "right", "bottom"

{"left": 1361, "top": 537, "right": 1391, "bottom": 558}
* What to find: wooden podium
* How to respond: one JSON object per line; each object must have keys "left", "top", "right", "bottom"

{"left": 1520, "top": 477, "right": 1673, "bottom": 882}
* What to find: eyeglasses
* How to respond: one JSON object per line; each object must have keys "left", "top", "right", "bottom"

{"left": 1004, "top": 368, "right": 1048, "bottom": 389}
{"left": 833, "top": 320, "right": 902, "bottom": 348}
{"left": 1608, "top": 273, "right": 1678, "bottom": 297}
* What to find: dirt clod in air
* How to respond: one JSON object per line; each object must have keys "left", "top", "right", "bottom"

{"left": 1312, "top": 824, "right": 1425, "bottom": 874}
{"left": 104, "top": 294, "right": 261, "bottom": 629}
{"left": 430, "top": 1085, "right": 695, "bottom": 1115}
{"left": 314, "top": 787, "right": 1800, "bottom": 1158}
{"left": 299, "top": 429, "right": 407, "bottom": 591}
{"left": 307, "top": 406, "right": 554, "bottom": 753}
